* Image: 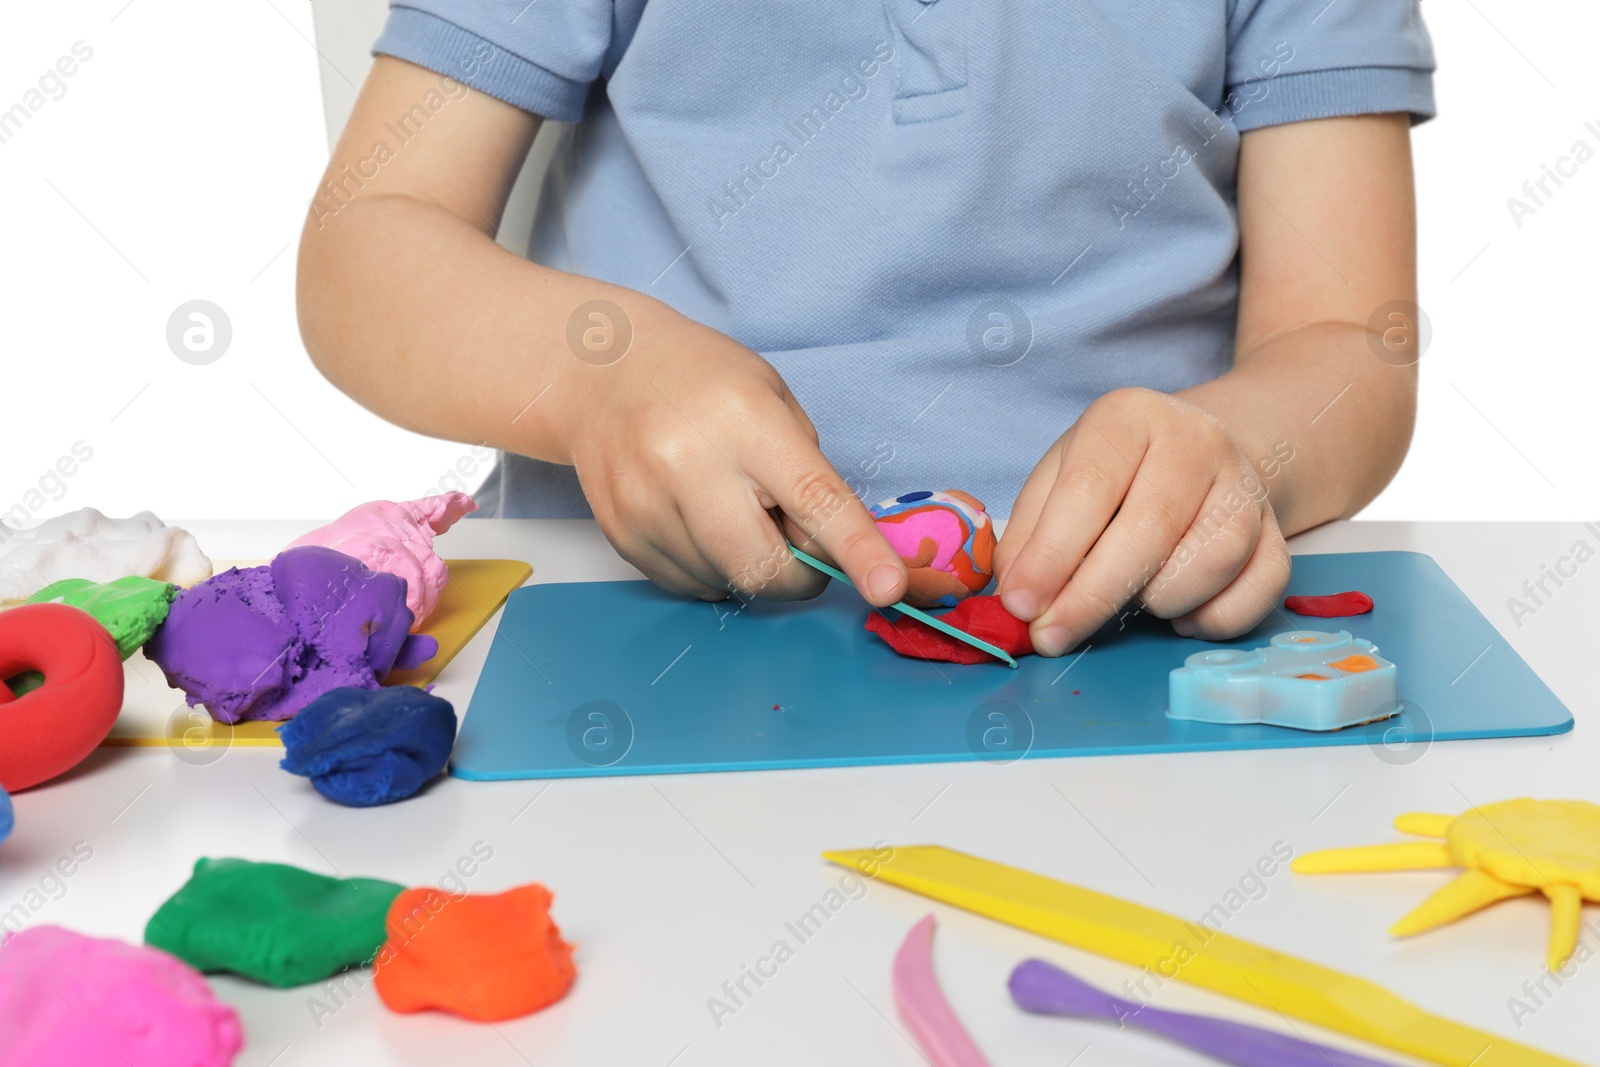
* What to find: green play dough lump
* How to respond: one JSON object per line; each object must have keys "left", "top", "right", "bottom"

{"left": 7, "top": 575, "right": 175, "bottom": 697}
{"left": 145, "top": 857, "right": 405, "bottom": 988}
{"left": 24, "top": 575, "right": 175, "bottom": 658}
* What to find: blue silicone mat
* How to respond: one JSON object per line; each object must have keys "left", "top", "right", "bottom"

{"left": 450, "top": 552, "right": 1574, "bottom": 780}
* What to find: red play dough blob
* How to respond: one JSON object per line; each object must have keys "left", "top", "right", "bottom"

{"left": 1283, "top": 591, "right": 1374, "bottom": 618}
{"left": 374, "top": 883, "right": 576, "bottom": 1022}
{"left": 0, "top": 603, "right": 124, "bottom": 791}
{"left": 865, "top": 595, "right": 1035, "bottom": 665}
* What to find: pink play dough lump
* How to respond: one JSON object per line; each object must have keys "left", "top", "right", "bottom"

{"left": 287, "top": 492, "right": 476, "bottom": 629}
{"left": 0, "top": 925, "right": 243, "bottom": 1067}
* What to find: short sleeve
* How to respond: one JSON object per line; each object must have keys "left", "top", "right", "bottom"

{"left": 1225, "top": 0, "right": 1436, "bottom": 132}
{"left": 373, "top": 1, "right": 616, "bottom": 122}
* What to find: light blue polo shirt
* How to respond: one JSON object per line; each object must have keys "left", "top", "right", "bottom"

{"left": 374, "top": 0, "right": 1435, "bottom": 519}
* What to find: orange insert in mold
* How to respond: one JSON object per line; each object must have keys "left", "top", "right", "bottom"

{"left": 1295, "top": 673, "right": 1329, "bottom": 680}
{"left": 1329, "top": 654, "right": 1378, "bottom": 672}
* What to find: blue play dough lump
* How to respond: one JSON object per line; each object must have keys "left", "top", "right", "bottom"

{"left": 277, "top": 686, "right": 456, "bottom": 807}
{"left": 0, "top": 785, "right": 12, "bottom": 844}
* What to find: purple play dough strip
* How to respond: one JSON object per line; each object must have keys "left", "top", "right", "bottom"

{"left": 1009, "top": 959, "right": 1398, "bottom": 1067}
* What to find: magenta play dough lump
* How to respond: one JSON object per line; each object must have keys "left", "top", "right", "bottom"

{"left": 870, "top": 491, "right": 996, "bottom": 609}
{"left": 144, "top": 546, "right": 438, "bottom": 723}
{"left": 288, "top": 492, "right": 476, "bottom": 628}
{"left": 0, "top": 925, "right": 242, "bottom": 1067}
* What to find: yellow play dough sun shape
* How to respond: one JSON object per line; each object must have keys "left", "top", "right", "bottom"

{"left": 1293, "top": 798, "right": 1600, "bottom": 970}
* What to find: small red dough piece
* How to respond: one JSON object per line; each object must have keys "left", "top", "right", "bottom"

{"left": 864, "top": 595, "right": 1035, "bottom": 665}
{"left": 1283, "top": 591, "right": 1375, "bottom": 618}
{"left": 0, "top": 603, "right": 125, "bottom": 791}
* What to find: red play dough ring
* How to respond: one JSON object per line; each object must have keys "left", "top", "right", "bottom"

{"left": 0, "top": 603, "right": 124, "bottom": 791}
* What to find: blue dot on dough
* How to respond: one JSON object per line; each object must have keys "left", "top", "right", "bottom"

{"left": 897, "top": 491, "right": 934, "bottom": 503}
{"left": 277, "top": 686, "right": 456, "bottom": 807}
{"left": 0, "top": 785, "right": 12, "bottom": 844}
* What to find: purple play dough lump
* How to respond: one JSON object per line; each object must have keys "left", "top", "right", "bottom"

{"left": 0, "top": 925, "right": 243, "bottom": 1067}
{"left": 146, "top": 545, "right": 437, "bottom": 723}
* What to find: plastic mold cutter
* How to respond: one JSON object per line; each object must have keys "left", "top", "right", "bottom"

{"left": 1169, "top": 629, "right": 1397, "bottom": 731}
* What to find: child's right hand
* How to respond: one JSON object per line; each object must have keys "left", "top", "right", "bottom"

{"left": 299, "top": 57, "right": 905, "bottom": 610}
{"left": 554, "top": 302, "right": 909, "bottom": 606}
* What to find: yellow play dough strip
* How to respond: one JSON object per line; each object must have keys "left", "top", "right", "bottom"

{"left": 1290, "top": 841, "right": 1453, "bottom": 873}
{"left": 1391, "top": 870, "right": 1536, "bottom": 937}
{"left": 1545, "top": 885, "right": 1583, "bottom": 972}
{"left": 1394, "top": 812, "right": 1455, "bottom": 837}
{"left": 824, "top": 845, "right": 1582, "bottom": 1067}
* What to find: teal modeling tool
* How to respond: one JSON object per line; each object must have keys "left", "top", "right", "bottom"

{"left": 787, "top": 544, "right": 1019, "bottom": 668}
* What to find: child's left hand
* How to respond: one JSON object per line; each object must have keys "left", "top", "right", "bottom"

{"left": 994, "top": 387, "right": 1290, "bottom": 657}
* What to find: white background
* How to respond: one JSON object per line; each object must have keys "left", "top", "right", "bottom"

{"left": 2, "top": 1, "right": 1596, "bottom": 526}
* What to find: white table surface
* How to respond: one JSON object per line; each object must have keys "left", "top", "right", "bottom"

{"left": 4, "top": 519, "right": 1596, "bottom": 1067}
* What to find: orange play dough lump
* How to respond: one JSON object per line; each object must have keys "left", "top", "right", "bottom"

{"left": 374, "top": 883, "right": 576, "bottom": 1022}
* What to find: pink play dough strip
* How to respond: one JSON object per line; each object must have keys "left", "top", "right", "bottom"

{"left": 892, "top": 914, "right": 992, "bottom": 1067}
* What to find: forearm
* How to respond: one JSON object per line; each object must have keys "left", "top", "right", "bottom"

{"left": 1178, "top": 323, "right": 1416, "bottom": 535}
{"left": 1185, "top": 114, "right": 1420, "bottom": 536}
{"left": 297, "top": 193, "right": 675, "bottom": 463}
{"left": 294, "top": 56, "right": 908, "bottom": 604}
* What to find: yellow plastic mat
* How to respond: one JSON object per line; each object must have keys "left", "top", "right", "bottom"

{"left": 103, "top": 559, "right": 532, "bottom": 748}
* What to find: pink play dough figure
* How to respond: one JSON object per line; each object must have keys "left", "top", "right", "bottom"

{"left": 0, "top": 925, "right": 243, "bottom": 1067}
{"left": 287, "top": 492, "right": 476, "bottom": 629}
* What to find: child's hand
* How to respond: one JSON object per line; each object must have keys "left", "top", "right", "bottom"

{"left": 297, "top": 59, "right": 905, "bottom": 608}
{"left": 994, "top": 388, "right": 1290, "bottom": 656}
{"left": 556, "top": 306, "right": 909, "bottom": 606}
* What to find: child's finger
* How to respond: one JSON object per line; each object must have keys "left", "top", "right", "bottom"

{"left": 592, "top": 468, "right": 733, "bottom": 595}
{"left": 1136, "top": 481, "right": 1262, "bottom": 621}
{"left": 782, "top": 391, "right": 823, "bottom": 447}
{"left": 614, "top": 535, "right": 729, "bottom": 602}
{"left": 992, "top": 440, "right": 1061, "bottom": 583}
{"left": 677, "top": 478, "right": 827, "bottom": 602}
{"left": 997, "top": 414, "right": 1147, "bottom": 624}
{"left": 1170, "top": 506, "right": 1291, "bottom": 639}
{"left": 754, "top": 436, "right": 907, "bottom": 607}
{"left": 1024, "top": 447, "right": 1216, "bottom": 656}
